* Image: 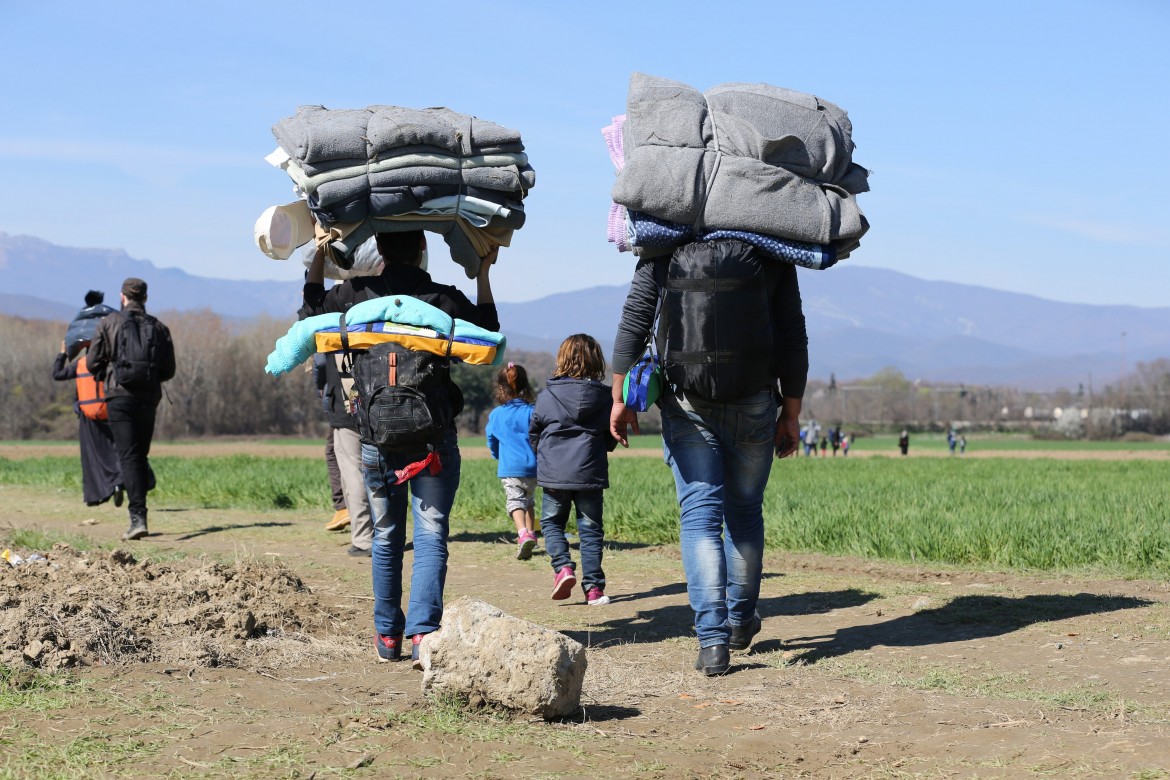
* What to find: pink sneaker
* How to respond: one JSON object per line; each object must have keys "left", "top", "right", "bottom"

{"left": 551, "top": 566, "right": 577, "bottom": 600}
{"left": 516, "top": 529, "right": 537, "bottom": 561}
{"left": 586, "top": 587, "right": 610, "bottom": 606}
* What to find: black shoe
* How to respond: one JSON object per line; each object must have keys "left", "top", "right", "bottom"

{"left": 375, "top": 633, "right": 403, "bottom": 662}
{"left": 113, "top": 485, "right": 124, "bottom": 508}
{"left": 729, "top": 613, "right": 762, "bottom": 651}
{"left": 347, "top": 545, "right": 372, "bottom": 558}
{"left": 694, "top": 644, "right": 730, "bottom": 676}
{"left": 122, "top": 517, "right": 147, "bottom": 541}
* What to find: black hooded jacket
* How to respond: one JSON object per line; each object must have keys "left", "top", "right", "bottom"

{"left": 529, "top": 377, "right": 617, "bottom": 491}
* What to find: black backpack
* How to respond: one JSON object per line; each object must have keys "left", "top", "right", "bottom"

{"left": 658, "top": 239, "right": 778, "bottom": 402}
{"left": 114, "top": 311, "right": 166, "bottom": 390}
{"left": 341, "top": 313, "right": 459, "bottom": 453}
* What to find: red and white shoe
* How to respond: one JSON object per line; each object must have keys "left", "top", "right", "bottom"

{"left": 551, "top": 566, "right": 577, "bottom": 600}
{"left": 585, "top": 587, "right": 610, "bottom": 606}
{"left": 516, "top": 529, "right": 537, "bottom": 560}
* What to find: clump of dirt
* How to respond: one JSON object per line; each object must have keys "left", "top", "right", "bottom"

{"left": 0, "top": 543, "right": 338, "bottom": 671}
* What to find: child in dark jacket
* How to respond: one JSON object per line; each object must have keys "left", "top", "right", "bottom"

{"left": 529, "top": 334, "right": 617, "bottom": 606}
{"left": 485, "top": 363, "right": 539, "bottom": 560}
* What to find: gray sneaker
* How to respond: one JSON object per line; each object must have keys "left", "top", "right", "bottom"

{"left": 122, "top": 516, "right": 148, "bottom": 541}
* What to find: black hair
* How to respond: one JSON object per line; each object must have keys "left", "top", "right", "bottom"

{"left": 375, "top": 231, "right": 425, "bottom": 265}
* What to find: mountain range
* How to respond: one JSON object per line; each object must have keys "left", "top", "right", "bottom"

{"left": 3, "top": 232, "right": 1168, "bottom": 389}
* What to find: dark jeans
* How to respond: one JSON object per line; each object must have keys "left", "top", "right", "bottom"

{"left": 106, "top": 396, "right": 157, "bottom": 518}
{"left": 540, "top": 488, "right": 606, "bottom": 593}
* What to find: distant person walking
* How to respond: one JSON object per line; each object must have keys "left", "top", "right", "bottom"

{"left": 898, "top": 429, "right": 910, "bottom": 456}
{"left": 830, "top": 426, "right": 841, "bottom": 456}
{"left": 52, "top": 335, "right": 123, "bottom": 507}
{"left": 486, "top": 362, "right": 539, "bottom": 560}
{"left": 530, "top": 335, "right": 616, "bottom": 606}
{"left": 959, "top": 435, "right": 967, "bottom": 455}
{"left": 87, "top": 278, "right": 175, "bottom": 540}
{"left": 841, "top": 433, "right": 851, "bottom": 456}
{"left": 819, "top": 436, "right": 828, "bottom": 457}
{"left": 314, "top": 354, "right": 350, "bottom": 533}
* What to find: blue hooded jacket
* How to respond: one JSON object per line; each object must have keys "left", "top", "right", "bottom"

{"left": 486, "top": 399, "right": 537, "bottom": 478}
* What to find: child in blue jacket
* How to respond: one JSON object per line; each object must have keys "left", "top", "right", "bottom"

{"left": 486, "top": 363, "right": 539, "bottom": 560}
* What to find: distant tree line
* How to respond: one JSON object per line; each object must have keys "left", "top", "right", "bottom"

{"left": 3, "top": 312, "right": 1165, "bottom": 441}
{"left": 799, "top": 364, "right": 1170, "bottom": 437}
{"left": 0, "top": 312, "right": 561, "bottom": 441}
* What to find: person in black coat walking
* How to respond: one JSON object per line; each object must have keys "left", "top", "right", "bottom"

{"left": 87, "top": 278, "right": 175, "bottom": 541}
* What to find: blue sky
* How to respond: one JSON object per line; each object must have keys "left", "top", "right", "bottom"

{"left": 1, "top": 1, "right": 1167, "bottom": 307}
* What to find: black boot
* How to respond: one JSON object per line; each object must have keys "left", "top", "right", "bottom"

{"left": 122, "top": 513, "right": 148, "bottom": 541}
{"left": 694, "top": 644, "right": 730, "bottom": 676}
{"left": 729, "top": 612, "right": 762, "bottom": 651}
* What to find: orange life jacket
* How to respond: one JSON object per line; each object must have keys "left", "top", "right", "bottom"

{"left": 75, "top": 355, "right": 108, "bottom": 421}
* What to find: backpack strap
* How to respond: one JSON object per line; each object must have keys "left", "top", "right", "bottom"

{"left": 338, "top": 311, "right": 351, "bottom": 372}
{"left": 654, "top": 258, "right": 670, "bottom": 373}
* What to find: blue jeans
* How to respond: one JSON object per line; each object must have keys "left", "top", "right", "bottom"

{"left": 540, "top": 488, "right": 606, "bottom": 593}
{"left": 362, "top": 430, "right": 461, "bottom": 638}
{"left": 661, "top": 389, "right": 776, "bottom": 648}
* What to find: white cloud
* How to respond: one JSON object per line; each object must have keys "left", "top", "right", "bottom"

{"left": 0, "top": 136, "right": 257, "bottom": 185}
{"left": 1015, "top": 213, "right": 1166, "bottom": 246}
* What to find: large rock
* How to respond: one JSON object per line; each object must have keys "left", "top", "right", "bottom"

{"left": 420, "top": 597, "right": 587, "bottom": 720}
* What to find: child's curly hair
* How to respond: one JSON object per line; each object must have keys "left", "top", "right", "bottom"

{"left": 494, "top": 362, "right": 535, "bottom": 404}
{"left": 554, "top": 334, "right": 606, "bottom": 380}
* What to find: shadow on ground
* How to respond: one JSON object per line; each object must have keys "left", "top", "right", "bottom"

{"left": 448, "top": 530, "right": 657, "bottom": 553}
{"left": 172, "top": 522, "right": 295, "bottom": 541}
{"left": 565, "top": 586, "right": 877, "bottom": 647}
{"left": 569, "top": 704, "right": 642, "bottom": 723}
{"left": 786, "top": 593, "right": 1154, "bottom": 663}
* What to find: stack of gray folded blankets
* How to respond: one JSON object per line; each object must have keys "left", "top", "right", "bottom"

{"left": 268, "top": 105, "right": 535, "bottom": 277}
{"left": 612, "top": 73, "right": 869, "bottom": 260}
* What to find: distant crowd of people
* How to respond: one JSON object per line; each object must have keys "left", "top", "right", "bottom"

{"left": 798, "top": 420, "right": 853, "bottom": 457}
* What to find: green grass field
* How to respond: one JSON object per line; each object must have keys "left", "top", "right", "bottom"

{"left": 3, "top": 448, "right": 1166, "bottom": 579}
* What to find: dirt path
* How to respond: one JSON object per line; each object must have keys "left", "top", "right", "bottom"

{"left": 2, "top": 485, "right": 1168, "bottom": 779}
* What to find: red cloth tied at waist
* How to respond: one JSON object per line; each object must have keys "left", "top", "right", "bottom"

{"left": 393, "top": 451, "right": 442, "bottom": 485}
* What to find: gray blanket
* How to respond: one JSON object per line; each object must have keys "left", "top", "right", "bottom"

{"left": 270, "top": 103, "right": 535, "bottom": 277}
{"left": 612, "top": 73, "right": 869, "bottom": 245}
{"left": 315, "top": 164, "right": 535, "bottom": 209}
{"left": 273, "top": 105, "right": 525, "bottom": 165}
